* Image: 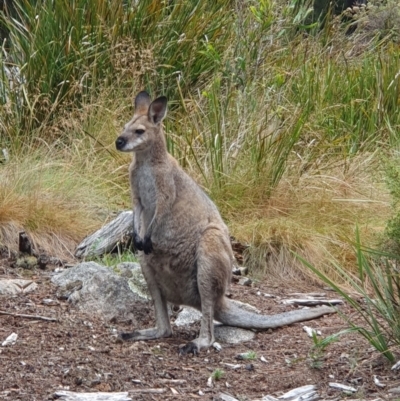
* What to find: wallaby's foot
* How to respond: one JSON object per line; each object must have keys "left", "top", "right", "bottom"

{"left": 178, "top": 336, "right": 213, "bottom": 356}
{"left": 178, "top": 341, "right": 199, "bottom": 356}
{"left": 119, "top": 327, "right": 171, "bottom": 342}
{"left": 142, "top": 235, "right": 153, "bottom": 255}
{"left": 132, "top": 231, "right": 144, "bottom": 251}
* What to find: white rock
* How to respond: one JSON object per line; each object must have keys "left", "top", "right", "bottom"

{"left": 213, "top": 342, "right": 222, "bottom": 352}
{"left": 2, "top": 333, "right": 18, "bottom": 347}
{"left": 391, "top": 360, "right": 400, "bottom": 370}
{"left": 373, "top": 375, "right": 385, "bottom": 388}
{"left": 303, "top": 326, "right": 321, "bottom": 337}
{"left": 207, "top": 376, "right": 213, "bottom": 388}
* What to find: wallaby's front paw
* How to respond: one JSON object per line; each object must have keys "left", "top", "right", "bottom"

{"left": 133, "top": 232, "right": 144, "bottom": 251}
{"left": 142, "top": 235, "right": 153, "bottom": 254}
{"left": 178, "top": 341, "right": 199, "bottom": 356}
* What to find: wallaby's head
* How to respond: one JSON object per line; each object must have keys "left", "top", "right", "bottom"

{"left": 116, "top": 91, "right": 167, "bottom": 153}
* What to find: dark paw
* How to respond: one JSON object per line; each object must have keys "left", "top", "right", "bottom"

{"left": 178, "top": 342, "right": 199, "bottom": 356}
{"left": 142, "top": 235, "right": 153, "bottom": 255}
{"left": 133, "top": 232, "right": 143, "bottom": 251}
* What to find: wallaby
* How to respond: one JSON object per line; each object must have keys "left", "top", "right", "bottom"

{"left": 115, "top": 91, "right": 335, "bottom": 354}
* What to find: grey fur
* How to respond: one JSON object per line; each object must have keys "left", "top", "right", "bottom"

{"left": 115, "top": 92, "right": 335, "bottom": 353}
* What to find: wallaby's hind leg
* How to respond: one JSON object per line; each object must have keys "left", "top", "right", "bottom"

{"left": 179, "top": 228, "right": 232, "bottom": 355}
{"left": 120, "top": 262, "right": 172, "bottom": 341}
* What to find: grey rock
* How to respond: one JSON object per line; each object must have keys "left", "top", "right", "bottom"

{"left": 51, "top": 262, "right": 149, "bottom": 323}
{"left": 214, "top": 324, "right": 255, "bottom": 344}
{"left": 238, "top": 277, "right": 252, "bottom": 286}
{"left": 174, "top": 306, "right": 202, "bottom": 326}
{"left": 174, "top": 304, "right": 256, "bottom": 344}
{"left": 114, "top": 262, "right": 150, "bottom": 300}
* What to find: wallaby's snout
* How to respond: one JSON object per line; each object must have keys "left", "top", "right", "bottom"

{"left": 115, "top": 136, "right": 127, "bottom": 151}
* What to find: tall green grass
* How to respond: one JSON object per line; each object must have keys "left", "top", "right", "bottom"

{"left": 298, "top": 228, "right": 400, "bottom": 362}
{"left": 0, "top": 0, "right": 398, "bottom": 274}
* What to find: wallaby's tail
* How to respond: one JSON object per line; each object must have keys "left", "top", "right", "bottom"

{"left": 215, "top": 299, "right": 336, "bottom": 329}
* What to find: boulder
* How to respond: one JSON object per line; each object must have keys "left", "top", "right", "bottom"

{"left": 51, "top": 262, "right": 149, "bottom": 323}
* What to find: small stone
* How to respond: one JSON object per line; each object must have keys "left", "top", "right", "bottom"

{"left": 373, "top": 375, "right": 385, "bottom": 388}
{"left": 303, "top": 326, "right": 321, "bottom": 337}
{"left": 2, "top": 333, "right": 18, "bottom": 347}
{"left": 207, "top": 376, "right": 213, "bottom": 388}
{"left": 213, "top": 342, "right": 222, "bottom": 352}
{"left": 245, "top": 364, "right": 254, "bottom": 371}
{"left": 238, "top": 277, "right": 252, "bottom": 286}
{"left": 260, "top": 356, "right": 268, "bottom": 363}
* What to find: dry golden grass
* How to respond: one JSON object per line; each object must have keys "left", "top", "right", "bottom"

{"left": 225, "top": 153, "right": 390, "bottom": 282}
{"left": 0, "top": 93, "right": 137, "bottom": 259}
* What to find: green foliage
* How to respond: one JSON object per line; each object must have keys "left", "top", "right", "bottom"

{"left": 90, "top": 250, "right": 138, "bottom": 268}
{"left": 297, "top": 228, "right": 400, "bottom": 362}
{"left": 308, "top": 331, "right": 347, "bottom": 369}
{"left": 384, "top": 160, "right": 400, "bottom": 254}
{"left": 211, "top": 368, "right": 225, "bottom": 381}
{"left": 0, "top": 0, "right": 399, "bottom": 273}
{"left": 240, "top": 350, "right": 257, "bottom": 360}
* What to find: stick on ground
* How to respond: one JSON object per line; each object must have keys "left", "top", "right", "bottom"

{"left": 0, "top": 310, "right": 58, "bottom": 322}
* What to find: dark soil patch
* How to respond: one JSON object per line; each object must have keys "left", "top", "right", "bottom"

{"left": 0, "top": 251, "right": 399, "bottom": 401}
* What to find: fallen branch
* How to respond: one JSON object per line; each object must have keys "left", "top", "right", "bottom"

{"left": 0, "top": 310, "right": 58, "bottom": 322}
{"left": 54, "top": 391, "right": 131, "bottom": 401}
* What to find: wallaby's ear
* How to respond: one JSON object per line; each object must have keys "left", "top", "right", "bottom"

{"left": 148, "top": 96, "right": 168, "bottom": 124}
{"left": 134, "top": 91, "right": 151, "bottom": 114}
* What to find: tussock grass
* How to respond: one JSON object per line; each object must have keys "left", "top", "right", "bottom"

{"left": 0, "top": 0, "right": 398, "bottom": 281}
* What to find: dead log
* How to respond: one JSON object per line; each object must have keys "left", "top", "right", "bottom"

{"left": 75, "top": 211, "right": 133, "bottom": 258}
{"left": 53, "top": 391, "right": 131, "bottom": 401}
{"left": 19, "top": 231, "right": 32, "bottom": 255}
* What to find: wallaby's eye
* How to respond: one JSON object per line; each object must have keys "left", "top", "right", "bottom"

{"left": 135, "top": 129, "right": 145, "bottom": 135}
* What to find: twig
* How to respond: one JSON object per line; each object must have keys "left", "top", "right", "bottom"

{"left": 0, "top": 310, "right": 58, "bottom": 322}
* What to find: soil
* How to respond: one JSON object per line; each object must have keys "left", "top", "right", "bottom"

{"left": 0, "top": 250, "right": 399, "bottom": 401}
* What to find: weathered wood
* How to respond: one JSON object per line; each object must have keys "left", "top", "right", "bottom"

{"left": 53, "top": 391, "right": 131, "bottom": 401}
{"left": 19, "top": 231, "right": 32, "bottom": 255}
{"left": 75, "top": 211, "right": 133, "bottom": 258}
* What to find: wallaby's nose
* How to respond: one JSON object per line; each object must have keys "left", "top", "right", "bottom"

{"left": 115, "top": 137, "right": 126, "bottom": 150}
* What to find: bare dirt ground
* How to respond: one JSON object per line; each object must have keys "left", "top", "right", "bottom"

{"left": 1, "top": 250, "right": 399, "bottom": 401}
